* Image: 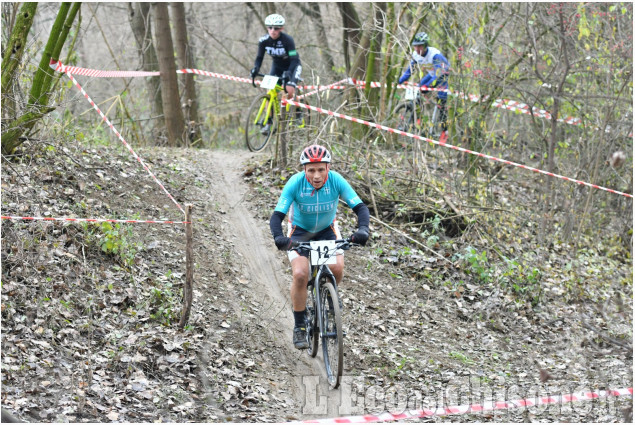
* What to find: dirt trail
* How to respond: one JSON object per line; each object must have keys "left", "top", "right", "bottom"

{"left": 210, "top": 150, "right": 344, "bottom": 418}
{"left": 2, "top": 144, "right": 630, "bottom": 422}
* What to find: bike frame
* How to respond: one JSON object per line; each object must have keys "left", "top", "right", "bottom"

{"left": 252, "top": 74, "right": 295, "bottom": 129}
{"left": 408, "top": 91, "right": 439, "bottom": 132}
{"left": 253, "top": 84, "right": 282, "bottom": 128}
{"left": 296, "top": 240, "right": 350, "bottom": 338}
{"left": 308, "top": 260, "right": 337, "bottom": 341}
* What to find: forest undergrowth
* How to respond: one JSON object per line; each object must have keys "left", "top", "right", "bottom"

{"left": 1, "top": 134, "right": 632, "bottom": 422}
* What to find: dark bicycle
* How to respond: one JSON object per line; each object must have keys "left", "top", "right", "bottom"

{"left": 291, "top": 239, "right": 357, "bottom": 389}
{"left": 390, "top": 86, "right": 442, "bottom": 140}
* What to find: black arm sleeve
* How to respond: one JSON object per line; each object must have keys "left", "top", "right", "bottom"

{"left": 285, "top": 35, "right": 300, "bottom": 72}
{"left": 253, "top": 39, "right": 266, "bottom": 72}
{"left": 352, "top": 203, "right": 370, "bottom": 230}
{"left": 269, "top": 210, "right": 287, "bottom": 239}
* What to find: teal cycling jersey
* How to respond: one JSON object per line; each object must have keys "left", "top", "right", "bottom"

{"left": 274, "top": 170, "right": 363, "bottom": 233}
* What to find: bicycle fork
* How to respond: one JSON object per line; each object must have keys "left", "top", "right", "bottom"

{"left": 314, "top": 267, "right": 340, "bottom": 339}
{"left": 254, "top": 94, "right": 278, "bottom": 126}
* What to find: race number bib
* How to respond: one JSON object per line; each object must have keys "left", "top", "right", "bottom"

{"left": 260, "top": 75, "right": 279, "bottom": 90}
{"left": 405, "top": 87, "right": 419, "bottom": 100}
{"left": 310, "top": 240, "right": 337, "bottom": 265}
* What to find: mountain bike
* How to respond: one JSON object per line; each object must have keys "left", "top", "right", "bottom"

{"left": 390, "top": 86, "right": 443, "bottom": 140}
{"left": 291, "top": 239, "right": 357, "bottom": 389}
{"left": 245, "top": 73, "right": 311, "bottom": 152}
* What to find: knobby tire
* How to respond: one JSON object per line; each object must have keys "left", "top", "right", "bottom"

{"left": 245, "top": 93, "right": 278, "bottom": 152}
{"left": 320, "top": 278, "right": 343, "bottom": 389}
{"left": 392, "top": 102, "right": 417, "bottom": 136}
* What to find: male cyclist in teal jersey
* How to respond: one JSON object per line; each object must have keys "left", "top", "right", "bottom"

{"left": 269, "top": 145, "right": 370, "bottom": 349}
{"left": 398, "top": 32, "right": 450, "bottom": 143}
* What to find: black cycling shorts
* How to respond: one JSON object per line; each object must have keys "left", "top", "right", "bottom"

{"left": 287, "top": 222, "right": 341, "bottom": 260}
{"left": 270, "top": 63, "right": 302, "bottom": 88}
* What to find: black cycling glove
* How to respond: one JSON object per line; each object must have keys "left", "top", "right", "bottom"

{"left": 250, "top": 67, "right": 258, "bottom": 78}
{"left": 274, "top": 236, "right": 292, "bottom": 251}
{"left": 351, "top": 226, "right": 369, "bottom": 246}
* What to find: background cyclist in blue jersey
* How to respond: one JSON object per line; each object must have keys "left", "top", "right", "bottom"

{"left": 398, "top": 32, "right": 450, "bottom": 143}
{"left": 269, "top": 145, "right": 370, "bottom": 349}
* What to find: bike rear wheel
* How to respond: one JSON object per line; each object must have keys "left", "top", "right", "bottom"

{"left": 245, "top": 93, "right": 278, "bottom": 152}
{"left": 320, "top": 278, "right": 343, "bottom": 389}
{"left": 305, "top": 283, "right": 319, "bottom": 358}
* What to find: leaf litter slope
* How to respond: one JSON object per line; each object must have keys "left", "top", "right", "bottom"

{"left": 1, "top": 143, "right": 632, "bottom": 422}
{"left": 1, "top": 144, "right": 337, "bottom": 422}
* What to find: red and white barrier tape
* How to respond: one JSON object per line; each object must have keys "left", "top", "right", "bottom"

{"left": 283, "top": 98, "right": 632, "bottom": 199}
{"left": 341, "top": 78, "right": 632, "bottom": 137}
{"left": 1, "top": 216, "right": 188, "bottom": 225}
{"left": 298, "top": 78, "right": 351, "bottom": 100}
{"left": 49, "top": 60, "right": 332, "bottom": 91}
{"left": 50, "top": 62, "right": 186, "bottom": 214}
{"left": 50, "top": 61, "right": 629, "bottom": 137}
{"left": 296, "top": 387, "right": 633, "bottom": 423}
{"left": 348, "top": 78, "right": 449, "bottom": 93}
{"left": 48, "top": 60, "right": 160, "bottom": 77}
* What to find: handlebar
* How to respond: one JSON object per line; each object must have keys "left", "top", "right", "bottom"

{"left": 251, "top": 73, "right": 288, "bottom": 90}
{"left": 290, "top": 238, "right": 358, "bottom": 251}
{"left": 251, "top": 72, "right": 265, "bottom": 88}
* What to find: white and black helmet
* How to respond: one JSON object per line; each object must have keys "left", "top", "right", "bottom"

{"left": 265, "top": 14, "right": 285, "bottom": 27}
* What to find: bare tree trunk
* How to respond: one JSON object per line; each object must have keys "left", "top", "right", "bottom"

{"left": 294, "top": 3, "right": 336, "bottom": 81}
{"left": 539, "top": 6, "right": 571, "bottom": 242}
{"left": 1, "top": 2, "right": 37, "bottom": 96}
{"left": 153, "top": 2, "right": 185, "bottom": 146}
{"left": 363, "top": 3, "right": 386, "bottom": 107}
{"left": 128, "top": 2, "right": 163, "bottom": 123}
{"left": 2, "top": 2, "right": 80, "bottom": 155}
{"left": 1, "top": 2, "right": 37, "bottom": 132}
{"left": 337, "top": 2, "right": 361, "bottom": 76}
{"left": 171, "top": 2, "right": 200, "bottom": 145}
{"left": 378, "top": 2, "right": 396, "bottom": 122}
{"left": 245, "top": 2, "right": 275, "bottom": 32}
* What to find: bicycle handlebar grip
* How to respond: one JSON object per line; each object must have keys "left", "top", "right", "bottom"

{"left": 252, "top": 73, "right": 267, "bottom": 88}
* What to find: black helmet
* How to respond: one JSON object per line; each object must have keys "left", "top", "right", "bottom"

{"left": 412, "top": 32, "right": 429, "bottom": 47}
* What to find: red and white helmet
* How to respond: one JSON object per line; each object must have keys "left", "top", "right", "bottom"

{"left": 300, "top": 145, "right": 331, "bottom": 165}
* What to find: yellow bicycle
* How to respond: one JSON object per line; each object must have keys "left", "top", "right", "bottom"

{"left": 245, "top": 73, "right": 309, "bottom": 152}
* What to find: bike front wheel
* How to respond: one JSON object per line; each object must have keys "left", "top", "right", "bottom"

{"left": 390, "top": 102, "right": 417, "bottom": 135}
{"left": 245, "top": 94, "right": 279, "bottom": 152}
{"left": 320, "top": 278, "right": 343, "bottom": 389}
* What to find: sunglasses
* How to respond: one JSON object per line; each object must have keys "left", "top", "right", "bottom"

{"left": 267, "top": 26, "right": 282, "bottom": 30}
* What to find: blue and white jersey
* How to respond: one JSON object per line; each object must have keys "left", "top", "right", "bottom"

{"left": 398, "top": 46, "right": 449, "bottom": 98}
{"left": 274, "top": 170, "right": 363, "bottom": 233}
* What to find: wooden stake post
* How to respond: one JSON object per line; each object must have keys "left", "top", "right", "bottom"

{"left": 179, "top": 204, "right": 193, "bottom": 329}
